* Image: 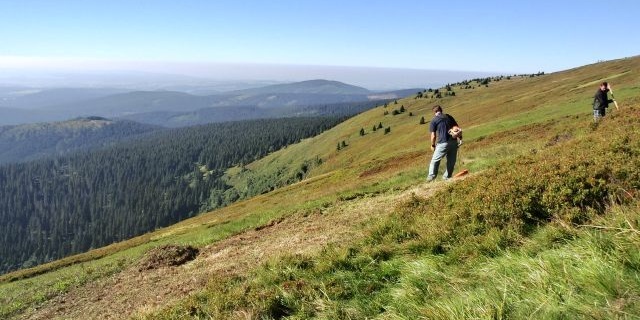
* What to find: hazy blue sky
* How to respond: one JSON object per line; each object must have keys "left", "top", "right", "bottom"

{"left": 0, "top": 0, "right": 638, "bottom": 83}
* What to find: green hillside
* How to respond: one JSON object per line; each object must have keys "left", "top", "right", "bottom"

{"left": 225, "top": 57, "right": 638, "bottom": 196}
{"left": 1, "top": 56, "right": 639, "bottom": 319}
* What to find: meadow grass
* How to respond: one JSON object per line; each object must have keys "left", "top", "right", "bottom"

{"left": 142, "top": 105, "right": 640, "bottom": 319}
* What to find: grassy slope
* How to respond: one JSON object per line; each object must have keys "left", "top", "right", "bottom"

{"left": 226, "top": 56, "right": 639, "bottom": 189}
{"left": 1, "top": 56, "right": 639, "bottom": 319}
{"left": 144, "top": 66, "right": 640, "bottom": 318}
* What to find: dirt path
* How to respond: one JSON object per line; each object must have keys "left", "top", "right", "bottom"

{"left": 21, "top": 181, "right": 442, "bottom": 320}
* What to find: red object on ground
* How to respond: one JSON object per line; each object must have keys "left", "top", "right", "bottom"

{"left": 454, "top": 169, "right": 469, "bottom": 178}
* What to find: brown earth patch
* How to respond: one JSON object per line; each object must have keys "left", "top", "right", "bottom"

{"left": 254, "top": 216, "right": 285, "bottom": 231}
{"left": 544, "top": 133, "right": 573, "bottom": 147}
{"left": 137, "top": 245, "right": 199, "bottom": 271}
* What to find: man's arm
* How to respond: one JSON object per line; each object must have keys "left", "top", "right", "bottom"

{"left": 429, "top": 119, "right": 437, "bottom": 151}
{"left": 430, "top": 132, "right": 436, "bottom": 151}
{"left": 605, "top": 90, "right": 614, "bottom": 104}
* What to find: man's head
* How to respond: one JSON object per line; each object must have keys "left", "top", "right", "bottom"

{"left": 432, "top": 105, "right": 443, "bottom": 114}
{"left": 600, "top": 82, "right": 609, "bottom": 91}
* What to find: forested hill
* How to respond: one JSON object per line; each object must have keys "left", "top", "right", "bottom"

{"left": 0, "top": 117, "right": 160, "bottom": 164}
{"left": 228, "top": 79, "right": 371, "bottom": 95}
{"left": 0, "top": 116, "right": 344, "bottom": 274}
{"left": 120, "top": 99, "right": 388, "bottom": 127}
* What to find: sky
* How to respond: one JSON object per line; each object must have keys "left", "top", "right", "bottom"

{"left": 0, "top": 0, "right": 639, "bottom": 88}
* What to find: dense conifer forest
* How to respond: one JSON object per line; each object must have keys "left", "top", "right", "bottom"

{"left": 0, "top": 116, "right": 345, "bottom": 274}
{"left": 0, "top": 117, "right": 160, "bottom": 164}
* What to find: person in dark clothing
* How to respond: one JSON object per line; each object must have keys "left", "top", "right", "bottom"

{"left": 593, "top": 82, "right": 615, "bottom": 122}
{"left": 427, "top": 105, "right": 459, "bottom": 181}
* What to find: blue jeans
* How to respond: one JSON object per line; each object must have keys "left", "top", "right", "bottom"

{"left": 428, "top": 140, "right": 458, "bottom": 180}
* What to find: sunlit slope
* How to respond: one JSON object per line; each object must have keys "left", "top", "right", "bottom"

{"left": 137, "top": 56, "right": 640, "bottom": 319}
{"left": 227, "top": 56, "right": 639, "bottom": 190}
{"left": 150, "top": 104, "right": 640, "bottom": 320}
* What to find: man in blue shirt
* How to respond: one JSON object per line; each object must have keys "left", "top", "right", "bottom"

{"left": 427, "top": 105, "right": 459, "bottom": 181}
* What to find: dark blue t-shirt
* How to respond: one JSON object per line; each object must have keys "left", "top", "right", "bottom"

{"left": 429, "top": 113, "right": 458, "bottom": 144}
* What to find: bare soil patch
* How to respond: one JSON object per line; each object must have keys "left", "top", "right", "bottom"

{"left": 137, "top": 245, "right": 199, "bottom": 271}
{"left": 544, "top": 133, "right": 573, "bottom": 147}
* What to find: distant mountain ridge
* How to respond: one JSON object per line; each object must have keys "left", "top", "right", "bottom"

{"left": 228, "top": 79, "right": 371, "bottom": 95}
{"left": 0, "top": 107, "right": 60, "bottom": 126}
{"left": 0, "top": 87, "right": 129, "bottom": 110}
{"left": 58, "top": 90, "right": 213, "bottom": 116}
{"left": 0, "top": 79, "right": 420, "bottom": 127}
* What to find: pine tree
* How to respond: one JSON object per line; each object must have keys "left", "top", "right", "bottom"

{"left": 359, "top": 128, "right": 365, "bottom": 136}
{"left": 420, "top": 116, "right": 426, "bottom": 124}
{"left": 378, "top": 122, "right": 383, "bottom": 129}
{"left": 372, "top": 125, "right": 377, "bottom": 132}
{"left": 384, "top": 127, "right": 391, "bottom": 134}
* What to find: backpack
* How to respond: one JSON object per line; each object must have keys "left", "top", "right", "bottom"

{"left": 592, "top": 97, "right": 602, "bottom": 110}
{"left": 593, "top": 90, "right": 609, "bottom": 110}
